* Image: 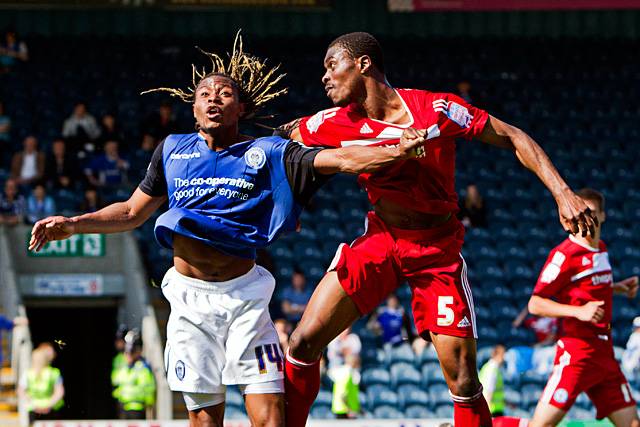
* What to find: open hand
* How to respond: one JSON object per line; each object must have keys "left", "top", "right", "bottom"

{"left": 614, "top": 276, "right": 639, "bottom": 299}
{"left": 29, "top": 216, "right": 75, "bottom": 252}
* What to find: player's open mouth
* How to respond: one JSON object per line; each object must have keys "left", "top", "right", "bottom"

{"left": 325, "top": 85, "right": 334, "bottom": 95}
{"left": 206, "top": 107, "right": 222, "bottom": 119}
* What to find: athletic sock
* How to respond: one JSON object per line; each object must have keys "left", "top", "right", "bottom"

{"left": 450, "top": 386, "right": 493, "bottom": 427}
{"left": 493, "top": 416, "right": 529, "bottom": 427}
{"left": 284, "top": 349, "right": 321, "bottom": 427}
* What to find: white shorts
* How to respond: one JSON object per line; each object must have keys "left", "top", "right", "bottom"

{"left": 161, "top": 265, "right": 284, "bottom": 394}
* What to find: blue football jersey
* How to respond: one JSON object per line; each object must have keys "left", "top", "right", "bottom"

{"left": 152, "top": 133, "right": 303, "bottom": 259}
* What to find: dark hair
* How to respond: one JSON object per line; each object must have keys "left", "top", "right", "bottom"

{"left": 576, "top": 188, "right": 605, "bottom": 211}
{"left": 328, "top": 32, "right": 385, "bottom": 74}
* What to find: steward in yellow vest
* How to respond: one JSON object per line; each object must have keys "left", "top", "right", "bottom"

{"left": 115, "top": 330, "right": 156, "bottom": 419}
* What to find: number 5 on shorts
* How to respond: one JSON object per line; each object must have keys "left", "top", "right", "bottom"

{"left": 437, "top": 296, "right": 454, "bottom": 326}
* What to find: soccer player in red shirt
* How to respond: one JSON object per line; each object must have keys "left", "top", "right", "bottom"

{"left": 527, "top": 189, "right": 639, "bottom": 427}
{"left": 277, "top": 32, "right": 598, "bottom": 427}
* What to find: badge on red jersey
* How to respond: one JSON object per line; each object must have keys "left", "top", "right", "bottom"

{"left": 432, "top": 99, "right": 473, "bottom": 128}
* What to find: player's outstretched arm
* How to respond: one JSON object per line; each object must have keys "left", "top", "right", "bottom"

{"left": 29, "top": 188, "right": 166, "bottom": 252}
{"left": 478, "top": 115, "right": 597, "bottom": 237}
{"left": 613, "top": 276, "right": 639, "bottom": 298}
{"left": 313, "top": 127, "right": 426, "bottom": 174}
{"left": 528, "top": 295, "right": 604, "bottom": 323}
{"left": 274, "top": 118, "right": 303, "bottom": 141}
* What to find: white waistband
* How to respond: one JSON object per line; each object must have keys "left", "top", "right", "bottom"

{"left": 167, "top": 265, "right": 262, "bottom": 293}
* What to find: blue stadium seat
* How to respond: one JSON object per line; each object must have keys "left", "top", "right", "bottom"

{"left": 428, "top": 383, "right": 451, "bottom": 406}
{"left": 309, "top": 405, "right": 334, "bottom": 419}
{"left": 421, "top": 363, "right": 446, "bottom": 387}
{"left": 434, "top": 403, "right": 454, "bottom": 418}
{"left": 391, "top": 362, "right": 421, "bottom": 387}
{"left": 387, "top": 344, "right": 415, "bottom": 365}
{"left": 361, "top": 368, "right": 391, "bottom": 387}
{"left": 373, "top": 405, "right": 404, "bottom": 419}
{"left": 400, "top": 388, "right": 430, "bottom": 409}
{"left": 314, "top": 390, "right": 333, "bottom": 407}
{"left": 504, "top": 388, "right": 522, "bottom": 407}
{"left": 404, "top": 405, "right": 435, "bottom": 419}
{"left": 368, "top": 390, "right": 399, "bottom": 408}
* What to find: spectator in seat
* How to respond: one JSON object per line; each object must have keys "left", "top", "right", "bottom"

{"left": 100, "top": 114, "right": 124, "bottom": 146}
{"left": 329, "top": 354, "right": 361, "bottom": 419}
{"left": 79, "top": 187, "right": 104, "bottom": 213}
{"left": 327, "top": 326, "right": 361, "bottom": 369}
{"left": 479, "top": 344, "right": 506, "bottom": 417}
{"left": 143, "top": 102, "right": 178, "bottom": 140}
{"left": 456, "top": 80, "right": 473, "bottom": 104}
{"left": 45, "top": 139, "right": 78, "bottom": 191}
{"left": 26, "top": 183, "right": 56, "bottom": 224}
{"left": 280, "top": 270, "right": 313, "bottom": 325}
{"left": 0, "top": 178, "right": 25, "bottom": 225}
{"left": 0, "top": 28, "right": 28, "bottom": 74}
{"left": 512, "top": 306, "right": 558, "bottom": 346}
{"left": 458, "top": 184, "right": 487, "bottom": 228}
{"left": 367, "top": 293, "right": 415, "bottom": 349}
{"left": 129, "top": 133, "right": 157, "bottom": 182}
{"left": 622, "top": 316, "right": 640, "bottom": 376}
{"left": 11, "top": 135, "right": 45, "bottom": 189}
{"left": 62, "top": 102, "right": 101, "bottom": 152}
{"left": 18, "top": 346, "right": 64, "bottom": 424}
{"left": 0, "top": 100, "right": 11, "bottom": 144}
{"left": 85, "top": 140, "right": 129, "bottom": 188}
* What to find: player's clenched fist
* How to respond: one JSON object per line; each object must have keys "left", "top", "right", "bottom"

{"left": 398, "top": 127, "right": 427, "bottom": 159}
{"left": 556, "top": 190, "right": 599, "bottom": 238}
{"left": 29, "top": 216, "right": 76, "bottom": 252}
{"left": 575, "top": 300, "right": 605, "bottom": 324}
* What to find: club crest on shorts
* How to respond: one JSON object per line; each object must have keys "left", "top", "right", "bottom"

{"left": 245, "top": 147, "right": 267, "bottom": 169}
{"left": 553, "top": 388, "right": 568, "bottom": 404}
{"left": 175, "top": 360, "right": 186, "bottom": 381}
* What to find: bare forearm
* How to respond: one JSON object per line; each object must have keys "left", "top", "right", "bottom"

{"left": 528, "top": 295, "right": 579, "bottom": 319}
{"left": 70, "top": 201, "right": 141, "bottom": 234}
{"left": 315, "top": 145, "right": 402, "bottom": 175}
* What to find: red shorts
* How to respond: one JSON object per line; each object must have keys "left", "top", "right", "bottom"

{"left": 541, "top": 337, "right": 636, "bottom": 419}
{"left": 328, "top": 211, "right": 476, "bottom": 338}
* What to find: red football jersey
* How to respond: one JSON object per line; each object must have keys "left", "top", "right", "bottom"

{"left": 533, "top": 236, "right": 614, "bottom": 343}
{"left": 298, "top": 89, "right": 489, "bottom": 214}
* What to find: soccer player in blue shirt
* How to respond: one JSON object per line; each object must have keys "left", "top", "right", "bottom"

{"left": 29, "top": 34, "right": 427, "bottom": 427}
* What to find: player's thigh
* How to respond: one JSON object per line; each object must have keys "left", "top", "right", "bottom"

{"left": 586, "top": 364, "right": 637, "bottom": 422}
{"left": 608, "top": 405, "right": 640, "bottom": 427}
{"left": 430, "top": 332, "right": 480, "bottom": 395}
{"left": 289, "top": 271, "right": 361, "bottom": 360}
{"left": 529, "top": 402, "right": 567, "bottom": 427}
{"left": 244, "top": 392, "right": 285, "bottom": 427}
{"left": 187, "top": 402, "right": 225, "bottom": 427}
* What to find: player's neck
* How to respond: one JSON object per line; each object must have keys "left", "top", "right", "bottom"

{"left": 571, "top": 233, "right": 600, "bottom": 249}
{"left": 199, "top": 126, "right": 241, "bottom": 151}
{"left": 360, "top": 79, "right": 406, "bottom": 123}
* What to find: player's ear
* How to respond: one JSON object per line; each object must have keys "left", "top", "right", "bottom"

{"left": 358, "top": 55, "right": 372, "bottom": 74}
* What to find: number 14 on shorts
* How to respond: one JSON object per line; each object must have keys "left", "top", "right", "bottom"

{"left": 254, "top": 343, "right": 284, "bottom": 374}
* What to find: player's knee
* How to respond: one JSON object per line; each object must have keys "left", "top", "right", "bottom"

{"left": 191, "top": 408, "right": 222, "bottom": 427}
{"left": 449, "top": 375, "right": 480, "bottom": 397}
{"left": 248, "top": 401, "right": 284, "bottom": 427}
{"left": 288, "top": 328, "right": 321, "bottom": 361}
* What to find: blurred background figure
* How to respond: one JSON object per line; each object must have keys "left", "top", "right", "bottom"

{"left": 62, "top": 102, "right": 101, "bottom": 154}
{"left": 99, "top": 114, "right": 123, "bottom": 146}
{"left": 111, "top": 325, "right": 128, "bottom": 418}
{"left": 143, "top": 102, "right": 177, "bottom": 140}
{"left": 512, "top": 306, "right": 558, "bottom": 347}
{"left": 622, "top": 316, "right": 640, "bottom": 376}
{"left": 45, "top": 138, "right": 78, "bottom": 191}
{"left": 0, "top": 28, "right": 28, "bottom": 74}
{"left": 327, "top": 326, "right": 361, "bottom": 369}
{"left": 329, "top": 354, "right": 361, "bottom": 419}
{"left": 18, "top": 345, "right": 64, "bottom": 424}
{"left": 26, "top": 183, "right": 56, "bottom": 224}
{"left": 84, "top": 140, "right": 129, "bottom": 188}
{"left": 458, "top": 184, "right": 487, "bottom": 228}
{"left": 367, "top": 293, "right": 416, "bottom": 350}
{"left": 280, "top": 270, "right": 313, "bottom": 326}
{"left": 78, "top": 187, "right": 104, "bottom": 213}
{"left": 0, "top": 100, "right": 11, "bottom": 147}
{"left": 0, "top": 178, "right": 24, "bottom": 226}
{"left": 10, "top": 135, "right": 44, "bottom": 190}
{"left": 113, "top": 330, "right": 155, "bottom": 420}
{"left": 456, "top": 80, "right": 473, "bottom": 103}
{"left": 479, "top": 344, "right": 506, "bottom": 417}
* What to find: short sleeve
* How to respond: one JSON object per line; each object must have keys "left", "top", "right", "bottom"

{"left": 138, "top": 139, "right": 167, "bottom": 197}
{"left": 533, "top": 249, "right": 572, "bottom": 298}
{"left": 297, "top": 108, "right": 343, "bottom": 148}
{"left": 432, "top": 93, "right": 489, "bottom": 140}
{"left": 283, "top": 141, "right": 332, "bottom": 206}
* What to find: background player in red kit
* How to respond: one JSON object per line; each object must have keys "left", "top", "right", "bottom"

{"left": 277, "top": 32, "right": 598, "bottom": 427}
{"left": 527, "top": 188, "right": 639, "bottom": 427}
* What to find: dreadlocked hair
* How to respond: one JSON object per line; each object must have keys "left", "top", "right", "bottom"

{"left": 140, "top": 30, "right": 287, "bottom": 117}
{"left": 329, "top": 32, "right": 385, "bottom": 74}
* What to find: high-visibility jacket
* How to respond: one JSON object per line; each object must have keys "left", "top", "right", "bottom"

{"left": 111, "top": 352, "right": 126, "bottom": 398}
{"left": 115, "top": 359, "right": 156, "bottom": 411}
{"left": 331, "top": 365, "right": 360, "bottom": 415}
{"left": 479, "top": 359, "right": 505, "bottom": 414}
{"left": 26, "top": 366, "right": 64, "bottom": 412}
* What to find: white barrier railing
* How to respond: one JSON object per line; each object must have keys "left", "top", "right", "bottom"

{"left": 34, "top": 419, "right": 453, "bottom": 427}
